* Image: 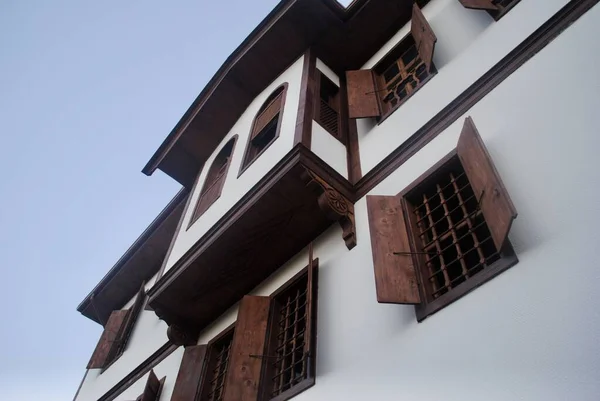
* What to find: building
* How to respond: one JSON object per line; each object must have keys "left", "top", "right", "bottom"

{"left": 72, "top": 0, "right": 600, "bottom": 400}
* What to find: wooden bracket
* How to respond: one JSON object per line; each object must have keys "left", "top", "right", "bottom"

{"left": 303, "top": 168, "right": 356, "bottom": 249}
{"left": 167, "top": 324, "right": 199, "bottom": 347}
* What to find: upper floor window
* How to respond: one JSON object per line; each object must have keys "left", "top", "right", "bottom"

{"left": 458, "top": 0, "right": 522, "bottom": 20}
{"left": 86, "top": 283, "right": 146, "bottom": 370}
{"left": 314, "top": 71, "right": 342, "bottom": 141}
{"left": 239, "top": 84, "right": 287, "bottom": 175}
{"left": 346, "top": 4, "right": 437, "bottom": 120}
{"left": 189, "top": 137, "right": 237, "bottom": 227}
{"left": 366, "top": 117, "right": 518, "bottom": 321}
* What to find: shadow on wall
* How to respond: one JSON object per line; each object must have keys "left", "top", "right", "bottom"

{"left": 431, "top": 0, "right": 495, "bottom": 70}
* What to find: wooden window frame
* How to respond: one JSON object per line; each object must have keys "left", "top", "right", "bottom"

{"left": 459, "top": 0, "right": 522, "bottom": 21}
{"left": 259, "top": 261, "right": 318, "bottom": 401}
{"left": 373, "top": 33, "right": 438, "bottom": 124}
{"left": 313, "top": 71, "right": 343, "bottom": 142}
{"left": 197, "top": 323, "right": 236, "bottom": 401}
{"left": 188, "top": 136, "right": 238, "bottom": 228}
{"left": 239, "top": 83, "right": 288, "bottom": 177}
{"left": 398, "top": 149, "right": 518, "bottom": 321}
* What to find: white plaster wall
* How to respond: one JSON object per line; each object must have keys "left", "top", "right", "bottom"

{"left": 162, "top": 56, "right": 304, "bottom": 273}
{"left": 115, "top": 347, "right": 185, "bottom": 401}
{"left": 356, "top": 0, "right": 571, "bottom": 174}
{"left": 76, "top": 273, "right": 170, "bottom": 401}
{"left": 311, "top": 122, "right": 348, "bottom": 179}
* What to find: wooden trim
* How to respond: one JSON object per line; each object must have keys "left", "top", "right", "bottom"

{"left": 294, "top": 49, "right": 317, "bottom": 147}
{"left": 340, "top": 76, "right": 362, "bottom": 184}
{"left": 97, "top": 342, "right": 179, "bottom": 401}
{"left": 354, "top": 0, "right": 600, "bottom": 200}
{"left": 239, "top": 83, "right": 289, "bottom": 177}
{"left": 188, "top": 135, "right": 239, "bottom": 229}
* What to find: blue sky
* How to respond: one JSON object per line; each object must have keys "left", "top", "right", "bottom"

{"left": 0, "top": 0, "right": 307, "bottom": 399}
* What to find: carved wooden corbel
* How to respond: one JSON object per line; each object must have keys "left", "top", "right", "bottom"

{"left": 167, "top": 324, "right": 199, "bottom": 347}
{"left": 303, "top": 168, "right": 356, "bottom": 249}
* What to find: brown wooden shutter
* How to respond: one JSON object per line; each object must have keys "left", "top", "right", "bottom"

{"left": 222, "top": 296, "right": 270, "bottom": 401}
{"left": 458, "top": 0, "right": 499, "bottom": 10}
{"left": 86, "top": 310, "right": 128, "bottom": 369}
{"left": 304, "top": 246, "right": 319, "bottom": 377}
{"left": 171, "top": 345, "right": 208, "bottom": 401}
{"left": 109, "top": 283, "right": 146, "bottom": 360}
{"left": 457, "top": 117, "right": 517, "bottom": 250}
{"left": 346, "top": 70, "right": 381, "bottom": 119}
{"left": 366, "top": 195, "right": 421, "bottom": 304}
{"left": 411, "top": 4, "right": 437, "bottom": 72}
{"left": 140, "top": 369, "right": 165, "bottom": 401}
{"left": 252, "top": 92, "right": 283, "bottom": 139}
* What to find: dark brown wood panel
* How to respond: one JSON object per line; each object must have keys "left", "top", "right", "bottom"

{"left": 457, "top": 117, "right": 517, "bottom": 250}
{"left": 411, "top": 3, "right": 437, "bottom": 72}
{"left": 304, "top": 251, "right": 318, "bottom": 378}
{"left": 222, "top": 296, "right": 270, "bottom": 401}
{"left": 87, "top": 310, "right": 129, "bottom": 369}
{"left": 346, "top": 69, "right": 380, "bottom": 118}
{"left": 366, "top": 195, "right": 420, "bottom": 304}
{"left": 459, "top": 0, "right": 499, "bottom": 10}
{"left": 140, "top": 370, "right": 164, "bottom": 401}
{"left": 294, "top": 49, "right": 317, "bottom": 147}
{"left": 171, "top": 345, "right": 207, "bottom": 401}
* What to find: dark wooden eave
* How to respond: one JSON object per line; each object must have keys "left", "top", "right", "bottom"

{"left": 77, "top": 189, "right": 188, "bottom": 325}
{"left": 142, "top": 0, "right": 424, "bottom": 188}
{"left": 147, "top": 145, "right": 355, "bottom": 332}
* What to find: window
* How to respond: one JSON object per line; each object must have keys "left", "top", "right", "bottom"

{"left": 458, "top": 0, "right": 522, "bottom": 20}
{"left": 240, "top": 84, "right": 288, "bottom": 175}
{"left": 86, "top": 283, "right": 146, "bottom": 370}
{"left": 366, "top": 117, "right": 518, "bottom": 321}
{"left": 135, "top": 370, "right": 165, "bottom": 401}
{"left": 220, "top": 256, "right": 318, "bottom": 401}
{"left": 198, "top": 326, "right": 235, "bottom": 401}
{"left": 345, "top": 4, "right": 437, "bottom": 120}
{"left": 314, "top": 71, "right": 341, "bottom": 140}
{"left": 189, "top": 137, "right": 237, "bottom": 227}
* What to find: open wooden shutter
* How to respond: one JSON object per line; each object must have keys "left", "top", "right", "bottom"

{"left": 171, "top": 345, "right": 208, "bottom": 401}
{"left": 304, "top": 245, "right": 319, "bottom": 377}
{"left": 86, "top": 310, "right": 128, "bottom": 369}
{"left": 366, "top": 195, "right": 421, "bottom": 304}
{"left": 458, "top": 0, "right": 499, "bottom": 10}
{"left": 110, "top": 283, "right": 146, "bottom": 360}
{"left": 222, "top": 296, "right": 270, "bottom": 401}
{"left": 457, "top": 117, "right": 517, "bottom": 250}
{"left": 140, "top": 370, "right": 165, "bottom": 401}
{"left": 346, "top": 70, "right": 381, "bottom": 119}
{"left": 411, "top": 4, "right": 437, "bottom": 72}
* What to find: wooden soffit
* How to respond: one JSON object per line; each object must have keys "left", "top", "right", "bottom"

{"left": 147, "top": 145, "right": 356, "bottom": 332}
{"left": 143, "top": 0, "right": 426, "bottom": 188}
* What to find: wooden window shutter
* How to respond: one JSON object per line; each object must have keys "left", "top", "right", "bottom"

{"left": 366, "top": 195, "right": 421, "bottom": 304}
{"left": 457, "top": 117, "right": 517, "bottom": 250}
{"left": 140, "top": 369, "right": 165, "bottom": 401}
{"left": 458, "top": 0, "right": 499, "bottom": 10}
{"left": 86, "top": 310, "right": 128, "bottom": 369}
{"left": 222, "top": 295, "right": 270, "bottom": 401}
{"left": 411, "top": 4, "right": 437, "bottom": 72}
{"left": 171, "top": 345, "right": 208, "bottom": 401}
{"left": 345, "top": 69, "right": 381, "bottom": 119}
{"left": 111, "top": 283, "right": 146, "bottom": 358}
{"left": 304, "top": 245, "right": 318, "bottom": 377}
{"left": 252, "top": 92, "right": 283, "bottom": 140}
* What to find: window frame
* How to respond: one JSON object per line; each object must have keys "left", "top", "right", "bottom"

{"left": 239, "top": 83, "right": 288, "bottom": 177}
{"left": 197, "top": 322, "right": 236, "bottom": 401}
{"left": 398, "top": 149, "right": 518, "bottom": 321}
{"left": 188, "top": 136, "right": 238, "bottom": 229}
{"left": 259, "top": 262, "right": 318, "bottom": 401}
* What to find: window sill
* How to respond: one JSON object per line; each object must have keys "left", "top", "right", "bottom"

{"left": 415, "top": 243, "right": 519, "bottom": 322}
{"left": 267, "top": 376, "right": 315, "bottom": 401}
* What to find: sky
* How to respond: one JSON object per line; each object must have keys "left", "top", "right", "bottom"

{"left": 0, "top": 0, "right": 340, "bottom": 399}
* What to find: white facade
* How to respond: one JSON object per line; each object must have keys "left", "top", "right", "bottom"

{"left": 75, "top": 1, "right": 600, "bottom": 400}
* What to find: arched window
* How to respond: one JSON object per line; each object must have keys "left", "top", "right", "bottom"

{"left": 239, "top": 83, "right": 288, "bottom": 174}
{"left": 189, "top": 136, "right": 237, "bottom": 226}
